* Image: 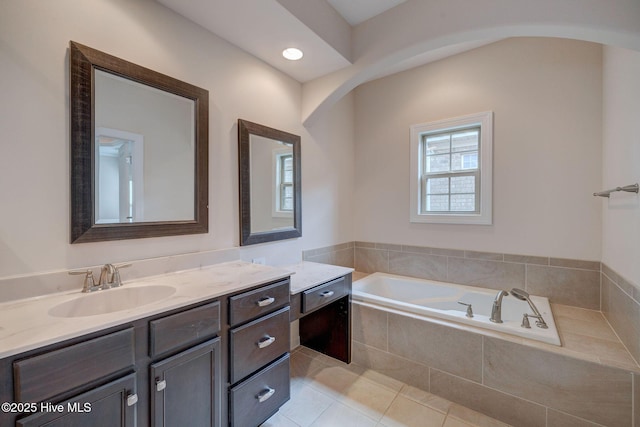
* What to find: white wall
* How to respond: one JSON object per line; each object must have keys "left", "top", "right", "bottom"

{"left": 602, "top": 46, "right": 640, "bottom": 285}
{"left": 0, "top": 0, "right": 354, "bottom": 278}
{"left": 354, "top": 38, "right": 603, "bottom": 260}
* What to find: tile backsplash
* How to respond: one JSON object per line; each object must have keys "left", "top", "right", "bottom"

{"left": 0, "top": 248, "right": 240, "bottom": 303}
{"left": 304, "top": 241, "right": 601, "bottom": 309}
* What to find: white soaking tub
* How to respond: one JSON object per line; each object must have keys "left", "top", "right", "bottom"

{"left": 353, "top": 272, "right": 561, "bottom": 346}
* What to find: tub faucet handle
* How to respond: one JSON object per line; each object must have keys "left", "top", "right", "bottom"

{"left": 524, "top": 313, "right": 548, "bottom": 329}
{"left": 521, "top": 313, "right": 531, "bottom": 328}
{"left": 457, "top": 301, "right": 474, "bottom": 318}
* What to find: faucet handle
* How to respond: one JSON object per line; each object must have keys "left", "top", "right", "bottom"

{"left": 524, "top": 313, "right": 548, "bottom": 329}
{"left": 69, "top": 269, "right": 98, "bottom": 292}
{"left": 457, "top": 301, "right": 474, "bottom": 318}
{"left": 111, "top": 264, "right": 132, "bottom": 288}
{"left": 521, "top": 313, "right": 531, "bottom": 328}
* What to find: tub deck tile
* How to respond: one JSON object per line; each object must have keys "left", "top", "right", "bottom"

{"left": 483, "top": 337, "right": 633, "bottom": 427}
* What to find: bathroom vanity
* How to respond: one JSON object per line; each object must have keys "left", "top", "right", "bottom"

{"left": 288, "top": 262, "right": 353, "bottom": 364}
{"left": 0, "top": 261, "right": 352, "bottom": 427}
{"left": 0, "top": 263, "right": 292, "bottom": 427}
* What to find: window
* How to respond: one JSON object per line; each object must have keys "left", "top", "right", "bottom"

{"left": 278, "top": 153, "right": 294, "bottom": 212}
{"left": 410, "top": 112, "right": 493, "bottom": 224}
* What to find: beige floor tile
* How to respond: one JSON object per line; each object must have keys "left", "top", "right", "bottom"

{"left": 279, "top": 384, "right": 334, "bottom": 427}
{"left": 447, "top": 404, "right": 512, "bottom": 427}
{"left": 379, "top": 395, "right": 446, "bottom": 427}
{"left": 358, "top": 368, "right": 405, "bottom": 392}
{"left": 399, "top": 384, "right": 451, "bottom": 414}
{"left": 310, "top": 401, "right": 379, "bottom": 427}
{"left": 308, "top": 365, "right": 361, "bottom": 398}
{"left": 299, "top": 346, "right": 351, "bottom": 368}
{"left": 443, "top": 418, "right": 475, "bottom": 427}
{"left": 290, "top": 350, "right": 327, "bottom": 385}
{"left": 339, "top": 377, "right": 398, "bottom": 420}
{"left": 260, "top": 411, "right": 301, "bottom": 427}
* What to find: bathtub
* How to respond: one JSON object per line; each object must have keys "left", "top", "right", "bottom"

{"left": 353, "top": 273, "right": 561, "bottom": 346}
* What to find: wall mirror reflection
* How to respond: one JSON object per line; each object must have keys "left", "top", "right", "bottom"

{"left": 70, "top": 41, "right": 208, "bottom": 243}
{"left": 238, "top": 119, "right": 301, "bottom": 245}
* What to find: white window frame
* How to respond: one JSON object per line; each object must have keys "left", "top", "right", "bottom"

{"left": 271, "top": 149, "right": 294, "bottom": 218}
{"left": 410, "top": 111, "right": 493, "bottom": 225}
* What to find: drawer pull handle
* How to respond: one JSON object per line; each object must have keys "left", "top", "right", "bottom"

{"left": 156, "top": 379, "right": 166, "bottom": 392}
{"left": 257, "top": 335, "right": 276, "bottom": 348}
{"left": 257, "top": 387, "right": 275, "bottom": 403}
{"left": 126, "top": 393, "right": 138, "bottom": 407}
{"left": 320, "top": 290, "right": 335, "bottom": 298}
{"left": 257, "top": 296, "right": 275, "bottom": 307}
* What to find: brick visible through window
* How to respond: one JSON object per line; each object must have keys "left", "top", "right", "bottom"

{"left": 421, "top": 127, "right": 480, "bottom": 213}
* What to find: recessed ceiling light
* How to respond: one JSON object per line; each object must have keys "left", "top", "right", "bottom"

{"left": 282, "top": 48, "right": 303, "bottom": 61}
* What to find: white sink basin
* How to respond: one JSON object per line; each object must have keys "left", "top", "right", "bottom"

{"left": 49, "top": 285, "right": 176, "bottom": 318}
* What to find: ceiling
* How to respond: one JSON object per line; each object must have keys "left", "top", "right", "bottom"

{"left": 327, "top": 0, "right": 406, "bottom": 26}
{"left": 156, "top": 0, "right": 477, "bottom": 84}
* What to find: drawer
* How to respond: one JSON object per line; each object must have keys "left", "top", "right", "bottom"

{"left": 229, "top": 279, "right": 289, "bottom": 326}
{"left": 302, "top": 276, "right": 348, "bottom": 314}
{"left": 229, "top": 306, "right": 290, "bottom": 384}
{"left": 13, "top": 328, "right": 135, "bottom": 403}
{"left": 229, "top": 354, "right": 290, "bottom": 427}
{"left": 149, "top": 301, "right": 220, "bottom": 358}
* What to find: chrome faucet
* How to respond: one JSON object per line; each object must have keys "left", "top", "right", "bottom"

{"left": 69, "top": 269, "right": 100, "bottom": 293}
{"left": 490, "top": 290, "right": 509, "bottom": 323}
{"left": 511, "top": 288, "right": 548, "bottom": 328}
{"left": 99, "top": 264, "right": 116, "bottom": 289}
{"left": 99, "top": 263, "right": 131, "bottom": 289}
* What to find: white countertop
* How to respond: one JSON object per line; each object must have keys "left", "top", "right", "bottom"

{"left": 0, "top": 261, "right": 291, "bottom": 359}
{"left": 285, "top": 261, "right": 354, "bottom": 294}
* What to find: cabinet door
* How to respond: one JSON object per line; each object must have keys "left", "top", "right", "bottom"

{"left": 150, "top": 337, "right": 221, "bottom": 427}
{"left": 17, "top": 373, "right": 137, "bottom": 427}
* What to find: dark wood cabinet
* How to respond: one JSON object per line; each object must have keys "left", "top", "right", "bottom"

{"left": 229, "top": 307, "right": 290, "bottom": 384}
{"left": 16, "top": 373, "right": 137, "bottom": 427}
{"left": 292, "top": 273, "right": 352, "bottom": 363}
{"left": 229, "top": 354, "right": 290, "bottom": 427}
{"left": 228, "top": 279, "right": 291, "bottom": 426}
{"left": 150, "top": 338, "right": 221, "bottom": 427}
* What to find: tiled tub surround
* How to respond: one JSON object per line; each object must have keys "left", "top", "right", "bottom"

{"left": 304, "top": 243, "right": 640, "bottom": 361}
{"left": 304, "top": 242, "right": 640, "bottom": 425}
{"left": 353, "top": 301, "right": 638, "bottom": 427}
{"left": 351, "top": 242, "right": 602, "bottom": 310}
{"left": 304, "top": 242, "right": 601, "bottom": 309}
{"left": 602, "top": 263, "right": 640, "bottom": 370}
{"left": 353, "top": 272, "right": 561, "bottom": 345}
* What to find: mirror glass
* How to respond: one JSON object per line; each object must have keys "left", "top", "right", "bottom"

{"left": 70, "top": 41, "right": 208, "bottom": 243}
{"left": 94, "top": 70, "right": 195, "bottom": 223}
{"left": 238, "top": 119, "right": 301, "bottom": 245}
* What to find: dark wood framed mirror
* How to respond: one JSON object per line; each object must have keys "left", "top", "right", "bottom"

{"left": 238, "top": 119, "right": 301, "bottom": 246}
{"left": 70, "top": 41, "right": 208, "bottom": 243}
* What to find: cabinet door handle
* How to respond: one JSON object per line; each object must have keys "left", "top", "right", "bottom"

{"left": 126, "top": 393, "right": 138, "bottom": 407}
{"left": 257, "top": 296, "right": 275, "bottom": 307}
{"left": 320, "top": 290, "right": 334, "bottom": 298}
{"left": 256, "top": 387, "right": 275, "bottom": 403}
{"left": 156, "top": 379, "right": 166, "bottom": 392}
{"left": 257, "top": 335, "right": 276, "bottom": 349}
